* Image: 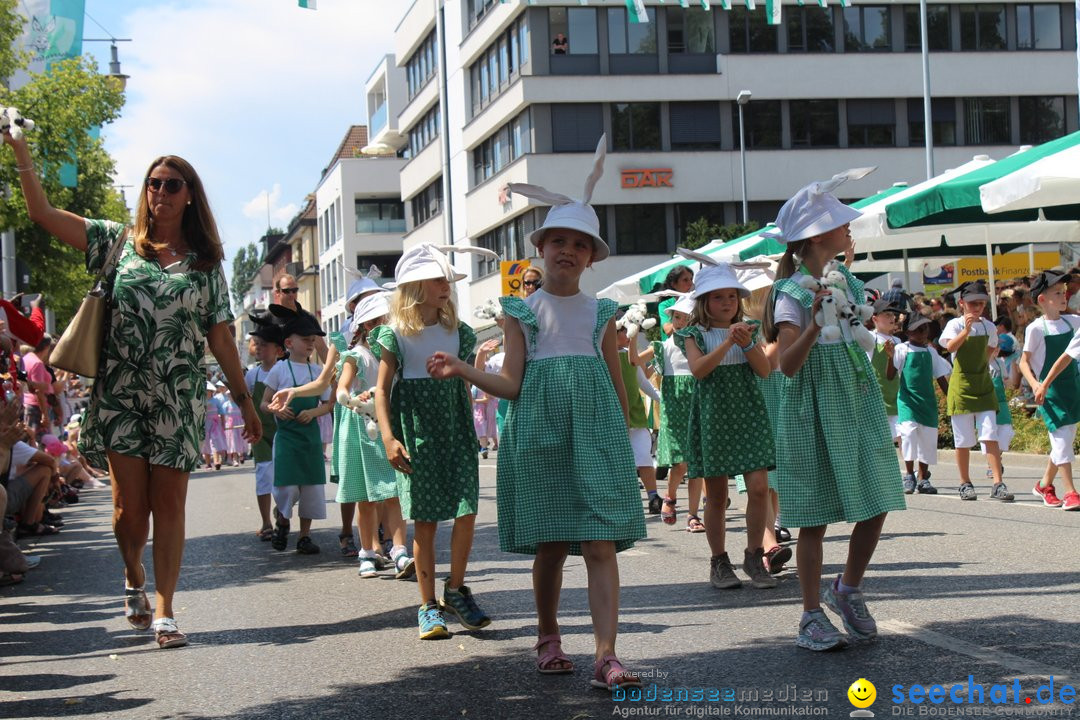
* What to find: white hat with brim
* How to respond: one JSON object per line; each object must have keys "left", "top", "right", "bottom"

{"left": 506, "top": 134, "right": 610, "bottom": 262}
{"left": 346, "top": 278, "right": 382, "bottom": 305}
{"left": 691, "top": 264, "right": 750, "bottom": 299}
{"left": 206, "top": 382, "right": 216, "bottom": 392}
{"left": 762, "top": 167, "right": 875, "bottom": 244}
{"left": 386, "top": 243, "right": 498, "bottom": 289}
{"left": 664, "top": 293, "right": 695, "bottom": 317}
{"left": 528, "top": 203, "right": 610, "bottom": 262}
{"left": 350, "top": 291, "right": 392, "bottom": 336}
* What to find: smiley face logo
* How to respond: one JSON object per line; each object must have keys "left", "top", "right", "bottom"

{"left": 848, "top": 678, "right": 876, "bottom": 708}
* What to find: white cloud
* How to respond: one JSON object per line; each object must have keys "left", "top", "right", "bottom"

{"left": 242, "top": 184, "right": 298, "bottom": 229}
{"left": 101, "top": 0, "right": 402, "bottom": 278}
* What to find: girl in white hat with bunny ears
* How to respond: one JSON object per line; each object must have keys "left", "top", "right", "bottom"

{"left": 427, "top": 136, "right": 646, "bottom": 692}
{"left": 674, "top": 250, "right": 777, "bottom": 591}
{"left": 370, "top": 242, "right": 498, "bottom": 640}
{"left": 761, "top": 170, "right": 906, "bottom": 651}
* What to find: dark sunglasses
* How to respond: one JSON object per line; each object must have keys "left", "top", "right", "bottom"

{"left": 523, "top": 280, "right": 542, "bottom": 288}
{"left": 278, "top": 288, "right": 299, "bottom": 294}
{"left": 146, "top": 177, "right": 188, "bottom": 194}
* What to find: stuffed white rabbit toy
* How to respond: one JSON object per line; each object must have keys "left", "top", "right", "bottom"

{"left": 336, "top": 388, "right": 379, "bottom": 441}
{"left": 0, "top": 107, "right": 35, "bottom": 140}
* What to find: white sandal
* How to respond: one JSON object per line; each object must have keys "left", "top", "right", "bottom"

{"left": 124, "top": 587, "right": 152, "bottom": 631}
{"left": 151, "top": 617, "right": 188, "bottom": 649}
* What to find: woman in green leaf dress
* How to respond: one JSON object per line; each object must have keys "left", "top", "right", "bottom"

{"left": 5, "top": 132, "right": 260, "bottom": 650}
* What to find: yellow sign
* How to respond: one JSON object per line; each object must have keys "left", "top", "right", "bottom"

{"left": 954, "top": 253, "right": 1059, "bottom": 284}
{"left": 501, "top": 259, "right": 531, "bottom": 297}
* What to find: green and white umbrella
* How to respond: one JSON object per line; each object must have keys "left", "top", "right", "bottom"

{"left": 980, "top": 140, "right": 1080, "bottom": 214}
{"left": 597, "top": 185, "right": 907, "bottom": 303}
{"left": 885, "top": 131, "right": 1080, "bottom": 229}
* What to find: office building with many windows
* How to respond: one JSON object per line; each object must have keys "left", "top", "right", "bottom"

{"left": 383, "top": 0, "right": 1078, "bottom": 312}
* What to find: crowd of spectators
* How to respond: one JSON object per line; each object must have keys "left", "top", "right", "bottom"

{"left": 0, "top": 293, "right": 107, "bottom": 586}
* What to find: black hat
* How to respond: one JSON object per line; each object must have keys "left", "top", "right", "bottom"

{"left": 872, "top": 298, "right": 904, "bottom": 315}
{"left": 1030, "top": 269, "right": 1073, "bottom": 300}
{"left": 248, "top": 311, "right": 285, "bottom": 347}
{"left": 268, "top": 303, "right": 326, "bottom": 338}
{"left": 951, "top": 281, "right": 989, "bottom": 303}
{"left": 905, "top": 313, "right": 932, "bottom": 333}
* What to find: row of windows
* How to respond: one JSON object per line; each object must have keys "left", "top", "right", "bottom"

{"left": 320, "top": 256, "right": 344, "bottom": 309}
{"left": 408, "top": 105, "right": 441, "bottom": 158}
{"left": 543, "top": 4, "right": 1071, "bottom": 59}
{"left": 318, "top": 198, "right": 342, "bottom": 254}
{"left": 548, "top": 96, "right": 1071, "bottom": 154}
{"left": 354, "top": 199, "right": 406, "bottom": 234}
{"left": 470, "top": 15, "right": 530, "bottom": 116}
{"left": 406, "top": 31, "right": 438, "bottom": 100}
{"left": 472, "top": 110, "right": 533, "bottom": 187}
{"left": 466, "top": 0, "right": 500, "bottom": 32}
{"left": 409, "top": 178, "right": 444, "bottom": 230}
{"left": 474, "top": 211, "right": 539, "bottom": 277}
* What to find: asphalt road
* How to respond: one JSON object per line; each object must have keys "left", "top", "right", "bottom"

{"left": 2, "top": 449, "right": 1078, "bottom": 720}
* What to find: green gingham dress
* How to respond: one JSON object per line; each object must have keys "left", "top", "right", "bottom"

{"left": 650, "top": 338, "right": 695, "bottom": 467}
{"left": 772, "top": 267, "right": 906, "bottom": 528}
{"left": 328, "top": 332, "right": 348, "bottom": 485}
{"left": 370, "top": 322, "right": 478, "bottom": 522}
{"left": 496, "top": 292, "right": 646, "bottom": 556}
{"left": 675, "top": 326, "right": 775, "bottom": 479}
{"left": 335, "top": 345, "right": 398, "bottom": 504}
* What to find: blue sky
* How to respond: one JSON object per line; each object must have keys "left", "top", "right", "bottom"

{"left": 78, "top": 0, "right": 404, "bottom": 286}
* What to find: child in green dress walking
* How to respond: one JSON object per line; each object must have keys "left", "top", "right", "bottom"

{"left": 634, "top": 294, "right": 705, "bottom": 532}
{"left": 428, "top": 137, "right": 647, "bottom": 692}
{"left": 372, "top": 243, "right": 498, "bottom": 640}
{"left": 338, "top": 292, "right": 415, "bottom": 577}
{"left": 677, "top": 257, "right": 777, "bottom": 590}
{"left": 761, "top": 171, "right": 906, "bottom": 651}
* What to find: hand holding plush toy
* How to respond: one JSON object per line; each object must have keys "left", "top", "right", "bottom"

{"left": 616, "top": 299, "right": 657, "bottom": 339}
{"left": 336, "top": 388, "right": 379, "bottom": 440}
{"left": 0, "top": 107, "right": 35, "bottom": 141}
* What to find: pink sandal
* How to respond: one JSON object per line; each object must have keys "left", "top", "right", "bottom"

{"left": 590, "top": 654, "right": 642, "bottom": 691}
{"left": 661, "top": 498, "right": 676, "bottom": 525}
{"left": 534, "top": 633, "right": 574, "bottom": 674}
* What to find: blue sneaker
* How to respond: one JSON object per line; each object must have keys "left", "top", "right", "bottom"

{"left": 440, "top": 584, "right": 491, "bottom": 630}
{"left": 417, "top": 602, "right": 450, "bottom": 640}
{"left": 795, "top": 609, "right": 847, "bottom": 651}
{"left": 822, "top": 576, "right": 878, "bottom": 641}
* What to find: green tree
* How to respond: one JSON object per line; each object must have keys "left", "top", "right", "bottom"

{"left": 683, "top": 217, "right": 759, "bottom": 250}
{"left": 0, "top": 1, "right": 127, "bottom": 327}
{"left": 231, "top": 242, "right": 263, "bottom": 308}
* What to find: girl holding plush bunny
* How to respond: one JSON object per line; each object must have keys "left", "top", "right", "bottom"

{"left": 674, "top": 251, "right": 777, "bottom": 591}
{"left": 427, "top": 136, "right": 647, "bottom": 692}
{"left": 761, "top": 170, "right": 906, "bottom": 651}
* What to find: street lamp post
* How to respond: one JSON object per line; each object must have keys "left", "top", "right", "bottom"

{"left": 736, "top": 90, "right": 752, "bottom": 225}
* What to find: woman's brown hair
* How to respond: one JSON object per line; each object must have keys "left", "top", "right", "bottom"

{"left": 133, "top": 156, "right": 224, "bottom": 272}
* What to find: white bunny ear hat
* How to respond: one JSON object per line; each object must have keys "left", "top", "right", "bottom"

{"left": 502, "top": 135, "right": 610, "bottom": 261}
{"left": 345, "top": 265, "right": 384, "bottom": 304}
{"left": 675, "top": 248, "right": 756, "bottom": 299}
{"left": 387, "top": 243, "right": 501, "bottom": 289}
{"left": 763, "top": 167, "right": 876, "bottom": 244}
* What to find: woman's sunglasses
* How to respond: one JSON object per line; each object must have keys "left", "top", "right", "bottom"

{"left": 523, "top": 280, "right": 542, "bottom": 288}
{"left": 146, "top": 177, "right": 188, "bottom": 194}
{"left": 278, "top": 288, "right": 299, "bottom": 294}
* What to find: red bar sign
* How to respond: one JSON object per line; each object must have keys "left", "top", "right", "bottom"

{"left": 621, "top": 168, "right": 674, "bottom": 189}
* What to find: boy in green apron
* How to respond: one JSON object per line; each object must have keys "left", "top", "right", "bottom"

{"left": 938, "top": 281, "right": 1012, "bottom": 502}
{"left": 261, "top": 308, "right": 335, "bottom": 554}
{"left": 244, "top": 316, "right": 285, "bottom": 541}
{"left": 1019, "top": 270, "right": 1080, "bottom": 511}
{"left": 867, "top": 298, "right": 903, "bottom": 443}
{"left": 894, "top": 314, "right": 950, "bottom": 494}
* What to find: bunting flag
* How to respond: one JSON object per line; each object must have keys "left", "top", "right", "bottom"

{"left": 838, "top": 0, "right": 850, "bottom": 5}
{"left": 718, "top": 0, "right": 730, "bottom": 9}
{"left": 627, "top": 0, "right": 650, "bottom": 21}
{"left": 297, "top": 0, "right": 316, "bottom": 8}
{"left": 766, "top": 0, "right": 782, "bottom": 23}
{"left": 817, "top": 0, "right": 828, "bottom": 6}
{"left": 701, "top": 0, "right": 711, "bottom": 9}
{"left": 745, "top": 0, "right": 757, "bottom": 8}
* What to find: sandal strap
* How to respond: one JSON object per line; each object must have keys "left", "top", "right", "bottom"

{"left": 532, "top": 633, "right": 562, "bottom": 651}
{"left": 152, "top": 617, "right": 179, "bottom": 634}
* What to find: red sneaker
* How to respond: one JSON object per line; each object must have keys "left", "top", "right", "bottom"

{"left": 1033, "top": 483, "right": 1063, "bottom": 507}
{"left": 1061, "top": 491, "right": 1080, "bottom": 511}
